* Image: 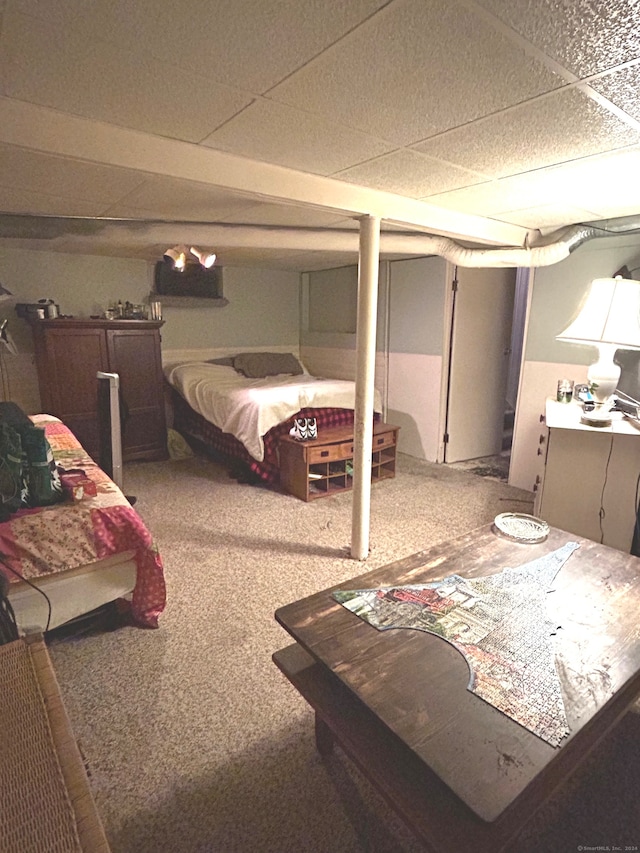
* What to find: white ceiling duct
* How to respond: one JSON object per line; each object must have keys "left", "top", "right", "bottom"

{"left": 0, "top": 214, "right": 631, "bottom": 268}
{"left": 157, "top": 222, "right": 595, "bottom": 267}
{"left": 378, "top": 224, "right": 599, "bottom": 268}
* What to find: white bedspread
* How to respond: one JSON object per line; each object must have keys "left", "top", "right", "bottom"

{"left": 165, "top": 362, "right": 382, "bottom": 461}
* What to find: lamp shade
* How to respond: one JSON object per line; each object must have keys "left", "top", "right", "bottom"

{"left": 556, "top": 277, "right": 640, "bottom": 350}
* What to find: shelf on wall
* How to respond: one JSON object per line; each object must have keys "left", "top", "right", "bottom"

{"left": 149, "top": 294, "right": 229, "bottom": 309}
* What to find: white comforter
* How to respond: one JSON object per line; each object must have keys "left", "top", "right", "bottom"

{"left": 165, "top": 361, "right": 382, "bottom": 461}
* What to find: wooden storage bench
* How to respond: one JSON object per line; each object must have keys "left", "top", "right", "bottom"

{"left": 0, "top": 635, "right": 110, "bottom": 853}
{"left": 279, "top": 422, "right": 399, "bottom": 501}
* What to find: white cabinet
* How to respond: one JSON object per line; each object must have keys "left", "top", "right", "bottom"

{"left": 535, "top": 399, "right": 639, "bottom": 552}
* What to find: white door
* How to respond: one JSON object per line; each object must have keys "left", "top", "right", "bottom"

{"left": 444, "top": 267, "right": 516, "bottom": 463}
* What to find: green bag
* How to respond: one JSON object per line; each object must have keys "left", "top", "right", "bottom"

{"left": 17, "top": 424, "right": 63, "bottom": 508}
{"left": 0, "top": 422, "right": 28, "bottom": 514}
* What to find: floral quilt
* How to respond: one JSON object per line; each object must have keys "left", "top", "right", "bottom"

{"left": 0, "top": 415, "right": 166, "bottom": 628}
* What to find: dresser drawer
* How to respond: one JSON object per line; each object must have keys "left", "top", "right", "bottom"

{"left": 372, "top": 429, "right": 396, "bottom": 451}
{"left": 340, "top": 440, "right": 355, "bottom": 458}
{"left": 308, "top": 443, "right": 346, "bottom": 463}
{"left": 308, "top": 431, "right": 394, "bottom": 463}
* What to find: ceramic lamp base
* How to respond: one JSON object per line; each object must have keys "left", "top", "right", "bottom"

{"left": 583, "top": 344, "right": 620, "bottom": 426}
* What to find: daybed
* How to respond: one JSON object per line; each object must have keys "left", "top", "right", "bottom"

{"left": 1, "top": 414, "right": 165, "bottom": 634}
{"left": 164, "top": 351, "right": 383, "bottom": 486}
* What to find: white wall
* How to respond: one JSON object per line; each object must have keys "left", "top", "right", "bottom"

{"left": 387, "top": 352, "right": 443, "bottom": 460}
{"left": 0, "top": 248, "right": 301, "bottom": 413}
{"left": 300, "top": 261, "right": 390, "bottom": 414}
{"left": 387, "top": 256, "right": 447, "bottom": 461}
{"left": 511, "top": 233, "right": 640, "bottom": 492}
{"left": 301, "top": 256, "right": 448, "bottom": 462}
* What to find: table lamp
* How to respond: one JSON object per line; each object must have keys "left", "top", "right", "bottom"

{"left": 556, "top": 276, "right": 640, "bottom": 426}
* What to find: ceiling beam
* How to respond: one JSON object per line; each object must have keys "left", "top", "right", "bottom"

{"left": 0, "top": 97, "right": 527, "bottom": 248}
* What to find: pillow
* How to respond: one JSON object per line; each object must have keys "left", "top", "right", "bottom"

{"left": 232, "top": 352, "right": 304, "bottom": 379}
{"left": 205, "top": 356, "right": 236, "bottom": 367}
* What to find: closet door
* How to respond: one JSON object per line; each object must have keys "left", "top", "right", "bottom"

{"left": 106, "top": 326, "right": 167, "bottom": 461}
{"left": 444, "top": 267, "right": 516, "bottom": 463}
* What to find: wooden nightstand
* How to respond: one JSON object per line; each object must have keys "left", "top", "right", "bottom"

{"left": 535, "top": 398, "right": 639, "bottom": 551}
{"left": 279, "top": 422, "right": 399, "bottom": 501}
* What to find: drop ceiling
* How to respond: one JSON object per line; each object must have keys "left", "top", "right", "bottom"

{"left": 1, "top": 0, "right": 640, "bottom": 271}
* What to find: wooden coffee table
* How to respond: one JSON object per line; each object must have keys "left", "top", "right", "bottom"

{"left": 273, "top": 524, "right": 640, "bottom": 853}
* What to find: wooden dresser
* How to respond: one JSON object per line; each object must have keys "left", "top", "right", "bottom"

{"left": 29, "top": 318, "right": 167, "bottom": 463}
{"left": 280, "top": 422, "right": 399, "bottom": 501}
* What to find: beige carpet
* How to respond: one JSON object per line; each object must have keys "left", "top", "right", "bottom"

{"left": 46, "top": 453, "right": 640, "bottom": 852}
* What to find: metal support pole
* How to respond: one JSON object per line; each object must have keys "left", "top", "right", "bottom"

{"left": 351, "top": 215, "right": 381, "bottom": 560}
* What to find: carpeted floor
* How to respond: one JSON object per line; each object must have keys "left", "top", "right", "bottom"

{"left": 46, "top": 452, "right": 640, "bottom": 853}
{"left": 447, "top": 451, "right": 511, "bottom": 482}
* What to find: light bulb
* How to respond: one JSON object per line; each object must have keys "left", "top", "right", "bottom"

{"left": 164, "top": 247, "right": 187, "bottom": 271}
{"left": 190, "top": 247, "right": 216, "bottom": 268}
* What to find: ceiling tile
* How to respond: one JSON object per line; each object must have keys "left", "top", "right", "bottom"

{"left": 426, "top": 173, "right": 572, "bottom": 217}
{"left": 428, "top": 147, "right": 640, "bottom": 222}
{"left": 260, "top": 248, "right": 362, "bottom": 272}
{"left": 213, "top": 246, "right": 360, "bottom": 271}
{"left": 102, "top": 177, "right": 260, "bottom": 221}
{"left": 540, "top": 147, "right": 640, "bottom": 215}
{"left": 473, "top": 0, "right": 640, "bottom": 77}
{"left": 0, "top": 186, "right": 103, "bottom": 217}
{"left": 53, "top": 239, "right": 153, "bottom": 261}
{"left": 337, "top": 149, "right": 485, "bottom": 197}
{"left": 202, "top": 100, "right": 395, "bottom": 175}
{"left": 490, "top": 203, "right": 603, "bottom": 230}
{"left": 2, "top": 0, "right": 640, "bottom": 269}
{"left": 584, "top": 199, "right": 640, "bottom": 220}
{"left": 412, "top": 87, "right": 640, "bottom": 179}
{"left": 0, "top": 144, "right": 145, "bottom": 204}
{"left": 0, "top": 10, "right": 251, "bottom": 143}
{"left": 590, "top": 64, "right": 640, "bottom": 123}
{"left": 221, "top": 201, "right": 358, "bottom": 228}
{"left": 269, "top": 0, "right": 562, "bottom": 146}
{"left": 7, "top": 0, "right": 390, "bottom": 93}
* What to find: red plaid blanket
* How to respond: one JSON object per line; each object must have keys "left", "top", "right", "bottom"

{"left": 172, "top": 390, "right": 366, "bottom": 486}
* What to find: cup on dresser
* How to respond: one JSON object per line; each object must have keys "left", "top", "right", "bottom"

{"left": 556, "top": 379, "right": 574, "bottom": 403}
{"left": 149, "top": 300, "right": 162, "bottom": 320}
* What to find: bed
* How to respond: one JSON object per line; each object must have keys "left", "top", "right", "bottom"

{"left": 165, "top": 351, "right": 383, "bottom": 486}
{"left": 2, "top": 414, "right": 166, "bottom": 634}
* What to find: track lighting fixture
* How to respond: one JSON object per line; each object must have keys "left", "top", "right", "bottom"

{"left": 163, "top": 246, "right": 216, "bottom": 271}
{"left": 190, "top": 247, "right": 217, "bottom": 268}
{"left": 163, "top": 247, "right": 187, "bottom": 271}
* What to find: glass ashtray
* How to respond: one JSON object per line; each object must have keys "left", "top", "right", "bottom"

{"left": 493, "top": 512, "right": 550, "bottom": 543}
